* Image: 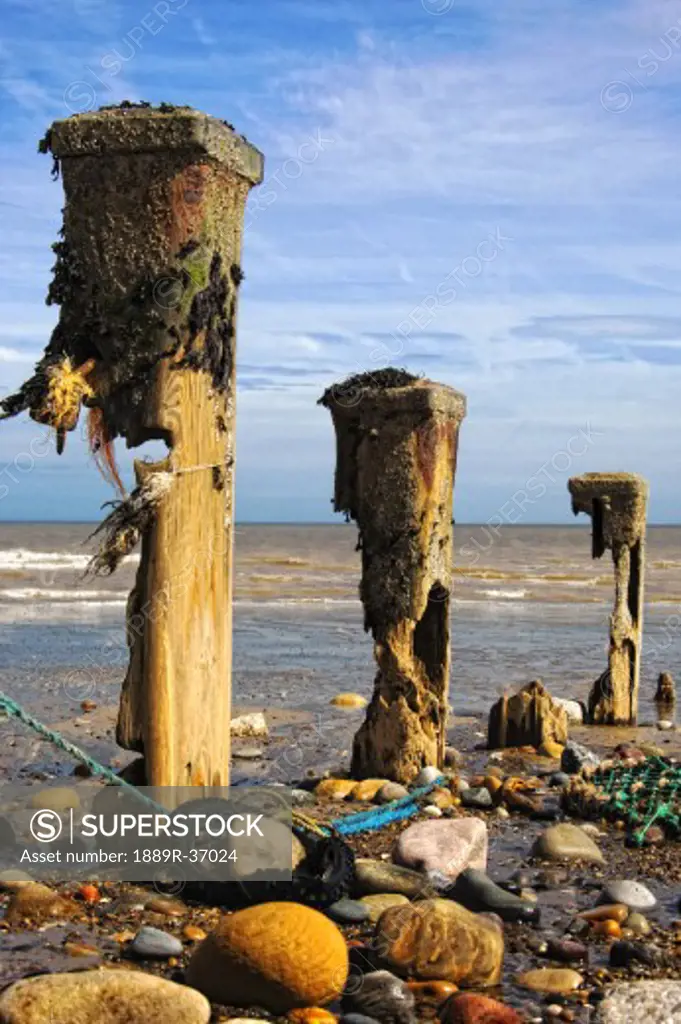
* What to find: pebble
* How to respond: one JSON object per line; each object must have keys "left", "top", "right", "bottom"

{"left": 444, "top": 747, "right": 462, "bottom": 767}
{"left": 414, "top": 766, "right": 443, "bottom": 787}
{"left": 340, "top": 1016, "right": 381, "bottom": 1024}
{"left": 316, "top": 778, "right": 358, "bottom": 800}
{"left": 599, "top": 880, "right": 657, "bottom": 911}
{"left": 359, "top": 893, "right": 409, "bottom": 923}
{"left": 341, "top": 969, "right": 415, "bottom": 1024}
{"left": 145, "top": 897, "right": 185, "bottom": 917}
{"left": 352, "top": 779, "right": 391, "bottom": 801}
{"left": 627, "top": 912, "right": 651, "bottom": 936}
{"left": 440, "top": 993, "right": 522, "bottom": 1024}
{"left": 406, "top": 980, "right": 459, "bottom": 1003}
{"left": 545, "top": 938, "right": 588, "bottom": 962}
{"left": 288, "top": 1009, "right": 337, "bottom": 1024}
{"left": 291, "top": 788, "right": 316, "bottom": 807}
{"left": 461, "top": 786, "right": 493, "bottom": 809}
{"left": 5, "top": 882, "right": 78, "bottom": 925}
{"left": 531, "top": 823, "right": 605, "bottom": 864}
{"left": 30, "top": 786, "right": 81, "bottom": 812}
{"left": 326, "top": 898, "right": 371, "bottom": 924}
{"left": 0, "top": 971, "right": 211, "bottom": 1024}
{"left": 561, "top": 740, "right": 600, "bottom": 774}
{"left": 130, "top": 926, "right": 183, "bottom": 960}
{"left": 376, "top": 782, "right": 409, "bottom": 803}
{"left": 354, "top": 858, "right": 431, "bottom": 898}
{"left": 609, "top": 940, "right": 658, "bottom": 968}
{"left": 230, "top": 711, "right": 269, "bottom": 738}
{"left": 496, "top": 806, "right": 510, "bottom": 819}
{"left": 592, "top": 920, "right": 622, "bottom": 939}
{"left": 424, "top": 805, "right": 443, "bottom": 817}
{"left": 656, "top": 719, "right": 674, "bottom": 730}
{"left": 183, "top": 925, "right": 207, "bottom": 942}
{"left": 516, "top": 968, "right": 583, "bottom": 994}
{"left": 331, "top": 692, "right": 367, "bottom": 708}
{"left": 549, "top": 772, "right": 571, "bottom": 788}
{"left": 579, "top": 904, "right": 629, "bottom": 924}
{"left": 232, "top": 745, "right": 263, "bottom": 759}
{"left": 448, "top": 868, "right": 540, "bottom": 924}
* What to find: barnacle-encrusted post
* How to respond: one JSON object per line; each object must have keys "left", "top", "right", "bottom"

{"left": 319, "top": 371, "right": 467, "bottom": 783}
{"left": 34, "top": 106, "right": 262, "bottom": 787}
{"left": 568, "top": 472, "right": 648, "bottom": 726}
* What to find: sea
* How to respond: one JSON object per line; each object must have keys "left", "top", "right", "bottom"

{"left": 0, "top": 522, "right": 680, "bottom": 729}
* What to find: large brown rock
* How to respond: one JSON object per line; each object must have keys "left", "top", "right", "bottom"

{"left": 440, "top": 993, "right": 522, "bottom": 1024}
{"left": 0, "top": 970, "right": 210, "bottom": 1024}
{"left": 488, "top": 680, "right": 568, "bottom": 750}
{"left": 185, "top": 902, "right": 348, "bottom": 1012}
{"left": 375, "top": 898, "right": 503, "bottom": 987}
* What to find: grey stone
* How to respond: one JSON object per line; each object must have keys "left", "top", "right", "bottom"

{"left": 130, "top": 926, "right": 183, "bottom": 960}
{"left": 353, "top": 859, "right": 431, "bottom": 898}
{"left": 561, "top": 740, "right": 600, "bottom": 774}
{"left": 447, "top": 868, "right": 540, "bottom": 924}
{"left": 461, "top": 787, "right": 493, "bottom": 809}
{"left": 532, "top": 823, "right": 605, "bottom": 864}
{"left": 231, "top": 746, "right": 263, "bottom": 760}
{"left": 413, "top": 766, "right": 443, "bottom": 787}
{"left": 376, "top": 782, "right": 409, "bottom": 804}
{"left": 341, "top": 970, "right": 415, "bottom": 1024}
{"left": 326, "top": 898, "right": 371, "bottom": 924}
{"left": 599, "top": 880, "right": 657, "bottom": 911}
{"left": 550, "top": 772, "right": 571, "bottom": 788}
{"left": 597, "top": 981, "right": 681, "bottom": 1023}
{"left": 291, "top": 788, "right": 316, "bottom": 807}
{"left": 609, "top": 941, "right": 658, "bottom": 968}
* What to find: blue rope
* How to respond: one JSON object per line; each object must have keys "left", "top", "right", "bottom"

{"left": 331, "top": 778, "right": 446, "bottom": 835}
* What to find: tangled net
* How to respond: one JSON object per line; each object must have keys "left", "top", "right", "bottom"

{"left": 564, "top": 755, "right": 681, "bottom": 846}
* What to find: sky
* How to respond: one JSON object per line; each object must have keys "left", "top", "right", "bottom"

{"left": 1, "top": 0, "right": 681, "bottom": 523}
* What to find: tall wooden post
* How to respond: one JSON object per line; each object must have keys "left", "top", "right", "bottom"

{"left": 568, "top": 472, "right": 648, "bottom": 725}
{"left": 39, "top": 106, "right": 263, "bottom": 786}
{"left": 320, "top": 371, "right": 466, "bottom": 783}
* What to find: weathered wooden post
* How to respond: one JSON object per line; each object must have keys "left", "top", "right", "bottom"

{"left": 568, "top": 472, "right": 648, "bottom": 725}
{"left": 319, "top": 370, "right": 467, "bottom": 782}
{"left": 1, "top": 105, "right": 263, "bottom": 787}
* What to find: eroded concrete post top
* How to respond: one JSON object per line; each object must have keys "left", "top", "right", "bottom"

{"left": 320, "top": 370, "right": 467, "bottom": 782}
{"left": 568, "top": 472, "right": 649, "bottom": 725}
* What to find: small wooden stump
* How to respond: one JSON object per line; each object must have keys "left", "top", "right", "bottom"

{"left": 43, "top": 106, "right": 263, "bottom": 787}
{"left": 320, "top": 370, "right": 466, "bottom": 783}
{"left": 568, "top": 472, "right": 648, "bottom": 725}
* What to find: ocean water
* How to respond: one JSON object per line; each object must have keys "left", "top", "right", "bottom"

{"left": 0, "top": 522, "right": 680, "bottom": 723}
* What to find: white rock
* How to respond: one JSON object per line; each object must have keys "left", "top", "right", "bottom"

{"left": 414, "top": 766, "right": 443, "bottom": 787}
{"left": 423, "top": 805, "right": 443, "bottom": 817}
{"left": 656, "top": 719, "right": 674, "bottom": 731}
{"left": 230, "top": 712, "right": 269, "bottom": 739}
{"left": 599, "top": 880, "right": 657, "bottom": 911}
{"left": 554, "top": 698, "right": 584, "bottom": 725}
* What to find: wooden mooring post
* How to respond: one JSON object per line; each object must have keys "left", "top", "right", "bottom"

{"left": 320, "top": 371, "right": 467, "bottom": 783}
{"left": 2, "top": 106, "right": 263, "bottom": 787}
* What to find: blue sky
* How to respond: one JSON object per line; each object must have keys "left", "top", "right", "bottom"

{"left": 1, "top": 0, "right": 681, "bottom": 522}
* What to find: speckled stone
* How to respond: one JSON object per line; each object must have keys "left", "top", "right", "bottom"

{"left": 597, "top": 981, "right": 681, "bottom": 1023}
{"left": 599, "top": 880, "right": 657, "bottom": 912}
